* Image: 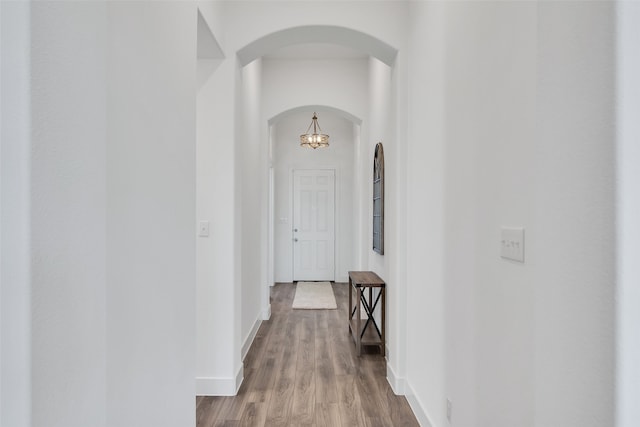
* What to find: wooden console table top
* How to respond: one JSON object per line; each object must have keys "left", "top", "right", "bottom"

{"left": 348, "top": 271, "right": 385, "bottom": 287}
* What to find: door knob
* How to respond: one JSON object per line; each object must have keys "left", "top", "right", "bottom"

{"left": 293, "top": 238, "right": 298, "bottom": 242}
{"left": 294, "top": 228, "right": 298, "bottom": 232}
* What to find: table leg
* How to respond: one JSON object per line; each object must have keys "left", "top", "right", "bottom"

{"left": 356, "top": 286, "right": 362, "bottom": 356}
{"left": 348, "top": 278, "right": 353, "bottom": 334}
{"left": 381, "top": 287, "right": 386, "bottom": 356}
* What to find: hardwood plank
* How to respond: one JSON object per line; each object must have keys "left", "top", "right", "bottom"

{"left": 215, "top": 395, "right": 247, "bottom": 423}
{"left": 314, "top": 402, "right": 341, "bottom": 427}
{"left": 315, "top": 310, "right": 330, "bottom": 340}
{"left": 243, "top": 332, "right": 267, "bottom": 369}
{"left": 330, "top": 330, "right": 357, "bottom": 376}
{"left": 382, "top": 387, "right": 421, "bottom": 427}
{"left": 335, "top": 374, "right": 367, "bottom": 427}
{"left": 290, "top": 412, "right": 316, "bottom": 426}
{"left": 291, "top": 367, "right": 315, "bottom": 418}
{"left": 248, "top": 357, "right": 277, "bottom": 403}
{"left": 299, "top": 315, "right": 315, "bottom": 346}
{"left": 239, "top": 402, "right": 268, "bottom": 427}
{"left": 355, "top": 360, "right": 388, "bottom": 419}
{"left": 265, "top": 375, "right": 294, "bottom": 424}
{"left": 315, "top": 335, "right": 338, "bottom": 404}
{"left": 277, "top": 318, "right": 299, "bottom": 379}
{"left": 197, "top": 396, "right": 226, "bottom": 427}
{"left": 196, "top": 396, "right": 210, "bottom": 426}
{"left": 366, "top": 416, "right": 394, "bottom": 427}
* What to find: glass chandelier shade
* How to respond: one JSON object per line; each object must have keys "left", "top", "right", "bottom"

{"left": 300, "top": 112, "right": 329, "bottom": 149}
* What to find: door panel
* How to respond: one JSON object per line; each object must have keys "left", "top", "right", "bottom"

{"left": 293, "top": 170, "right": 335, "bottom": 281}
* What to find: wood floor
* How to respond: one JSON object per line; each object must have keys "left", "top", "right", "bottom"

{"left": 196, "top": 282, "right": 419, "bottom": 427}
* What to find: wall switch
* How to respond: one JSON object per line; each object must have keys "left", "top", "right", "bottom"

{"left": 446, "top": 398, "right": 452, "bottom": 422}
{"left": 501, "top": 227, "right": 524, "bottom": 262}
{"left": 198, "top": 221, "right": 210, "bottom": 237}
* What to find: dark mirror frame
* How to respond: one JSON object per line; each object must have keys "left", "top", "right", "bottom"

{"left": 373, "top": 143, "right": 384, "bottom": 255}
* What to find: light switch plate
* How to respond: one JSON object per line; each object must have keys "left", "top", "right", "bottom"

{"left": 501, "top": 227, "right": 524, "bottom": 262}
{"left": 198, "top": 221, "right": 210, "bottom": 237}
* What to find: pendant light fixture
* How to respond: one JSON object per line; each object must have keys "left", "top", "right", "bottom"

{"left": 300, "top": 112, "right": 329, "bottom": 149}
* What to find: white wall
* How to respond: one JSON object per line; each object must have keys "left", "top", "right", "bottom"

{"left": 617, "top": 3, "right": 640, "bottom": 426}
{"left": 196, "top": 7, "right": 240, "bottom": 395}
{"left": 240, "top": 58, "right": 264, "bottom": 358}
{"left": 272, "top": 111, "right": 356, "bottom": 283}
{"left": 446, "top": 4, "right": 538, "bottom": 425}
{"left": 365, "top": 58, "right": 391, "bottom": 276}
{"left": 535, "top": 3, "right": 615, "bottom": 425}
{"left": 107, "top": 3, "right": 196, "bottom": 426}
{"left": 4, "top": 2, "right": 199, "bottom": 426}
{"left": 405, "top": 2, "right": 616, "bottom": 426}
{"left": 1, "top": 2, "right": 32, "bottom": 426}
{"left": 362, "top": 57, "right": 402, "bottom": 378}
{"left": 405, "top": 2, "right": 446, "bottom": 425}
{"left": 29, "top": 3, "right": 108, "bottom": 426}
{"left": 196, "top": 1, "right": 225, "bottom": 60}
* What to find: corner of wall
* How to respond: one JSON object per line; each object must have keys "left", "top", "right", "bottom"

{"left": 386, "top": 360, "right": 405, "bottom": 395}
{"left": 262, "top": 303, "right": 271, "bottom": 321}
{"left": 241, "top": 315, "right": 262, "bottom": 361}
{"left": 235, "top": 365, "right": 244, "bottom": 394}
{"left": 196, "top": 364, "right": 244, "bottom": 397}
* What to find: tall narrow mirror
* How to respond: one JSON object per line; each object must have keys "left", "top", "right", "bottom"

{"left": 373, "top": 143, "right": 384, "bottom": 255}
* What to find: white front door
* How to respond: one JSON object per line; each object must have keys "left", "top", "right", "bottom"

{"left": 292, "top": 169, "right": 335, "bottom": 281}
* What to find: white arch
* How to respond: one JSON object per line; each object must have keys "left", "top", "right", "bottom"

{"left": 268, "top": 104, "right": 362, "bottom": 127}
{"left": 237, "top": 25, "right": 398, "bottom": 67}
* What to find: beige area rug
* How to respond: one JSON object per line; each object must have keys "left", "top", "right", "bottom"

{"left": 292, "top": 281, "right": 337, "bottom": 309}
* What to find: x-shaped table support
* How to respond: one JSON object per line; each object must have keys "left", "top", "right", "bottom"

{"left": 350, "top": 286, "right": 383, "bottom": 339}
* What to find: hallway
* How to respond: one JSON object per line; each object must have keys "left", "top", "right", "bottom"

{"left": 196, "top": 283, "right": 418, "bottom": 426}
{"left": 3, "top": 2, "right": 635, "bottom": 426}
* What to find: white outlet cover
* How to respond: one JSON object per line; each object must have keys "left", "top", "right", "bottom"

{"left": 198, "top": 221, "right": 210, "bottom": 237}
{"left": 501, "top": 227, "right": 524, "bottom": 262}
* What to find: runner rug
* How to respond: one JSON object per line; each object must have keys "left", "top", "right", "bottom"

{"left": 292, "top": 281, "right": 337, "bottom": 309}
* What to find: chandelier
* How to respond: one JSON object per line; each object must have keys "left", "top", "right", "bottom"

{"left": 300, "top": 112, "right": 329, "bottom": 149}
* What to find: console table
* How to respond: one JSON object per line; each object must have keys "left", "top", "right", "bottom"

{"left": 348, "top": 271, "right": 386, "bottom": 356}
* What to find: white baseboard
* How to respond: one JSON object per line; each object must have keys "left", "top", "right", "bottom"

{"left": 262, "top": 303, "right": 271, "bottom": 320}
{"left": 242, "top": 315, "right": 262, "bottom": 361}
{"left": 235, "top": 365, "right": 244, "bottom": 392}
{"left": 386, "top": 361, "right": 406, "bottom": 395}
{"left": 405, "top": 381, "right": 435, "bottom": 427}
{"left": 196, "top": 365, "right": 243, "bottom": 396}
